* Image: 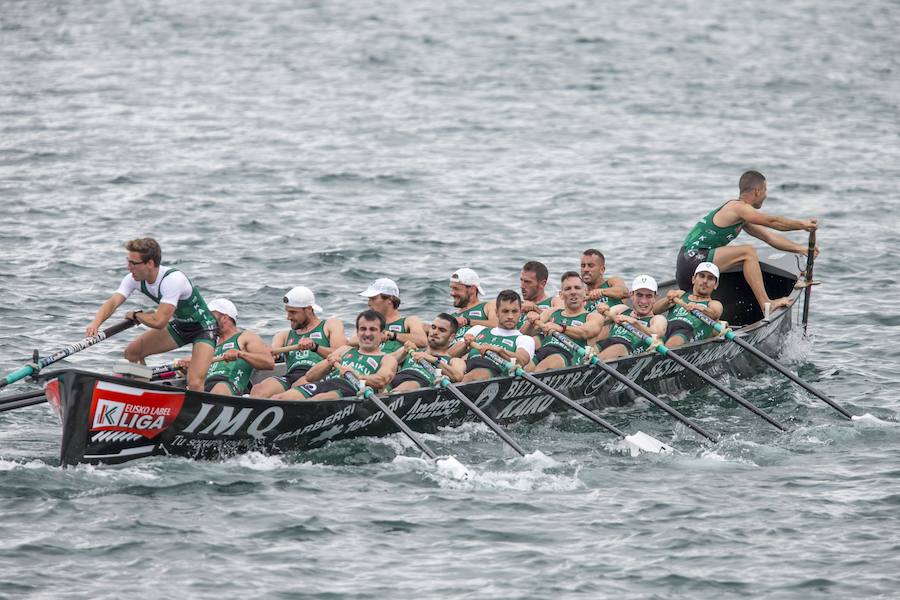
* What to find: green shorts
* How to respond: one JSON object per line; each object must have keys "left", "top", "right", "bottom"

{"left": 167, "top": 320, "right": 217, "bottom": 348}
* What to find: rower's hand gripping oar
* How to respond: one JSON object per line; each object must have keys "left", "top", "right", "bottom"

{"left": 612, "top": 318, "right": 789, "bottom": 431}
{"left": 151, "top": 342, "right": 307, "bottom": 381}
{"left": 479, "top": 349, "right": 674, "bottom": 454}
{"left": 0, "top": 319, "right": 137, "bottom": 390}
{"left": 411, "top": 352, "right": 528, "bottom": 457}
{"left": 672, "top": 297, "right": 855, "bottom": 420}
{"left": 342, "top": 370, "right": 470, "bottom": 479}
{"left": 548, "top": 332, "right": 717, "bottom": 444}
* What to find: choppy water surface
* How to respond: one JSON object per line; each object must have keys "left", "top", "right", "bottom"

{"left": 1, "top": 0, "right": 898, "bottom": 597}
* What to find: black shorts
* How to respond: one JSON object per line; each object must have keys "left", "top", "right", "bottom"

{"left": 271, "top": 367, "right": 311, "bottom": 391}
{"left": 204, "top": 376, "right": 244, "bottom": 395}
{"left": 465, "top": 355, "right": 506, "bottom": 378}
{"left": 167, "top": 320, "right": 217, "bottom": 348}
{"left": 531, "top": 344, "right": 575, "bottom": 367}
{"left": 665, "top": 320, "right": 696, "bottom": 343}
{"left": 598, "top": 336, "right": 636, "bottom": 354}
{"left": 296, "top": 378, "right": 358, "bottom": 399}
{"left": 390, "top": 370, "right": 432, "bottom": 389}
{"left": 675, "top": 247, "right": 712, "bottom": 293}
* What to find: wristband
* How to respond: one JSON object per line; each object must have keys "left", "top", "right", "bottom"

{"left": 312, "top": 342, "right": 319, "bottom": 353}
{"left": 561, "top": 323, "right": 567, "bottom": 334}
{"left": 463, "top": 316, "right": 471, "bottom": 327}
{"left": 132, "top": 310, "right": 143, "bottom": 324}
{"left": 390, "top": 331, "right": 398, "bottom": 341}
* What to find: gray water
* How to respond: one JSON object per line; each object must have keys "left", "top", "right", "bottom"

{"left": 1, "top": 1, "right": 899, "bottom": 597}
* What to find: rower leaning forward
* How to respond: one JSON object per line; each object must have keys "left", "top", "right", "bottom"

{"left": 675, "top": 170, "right": 818, "bottom": 311}
{"left": 86, "top": 237, "right": 217, "bottom": 391}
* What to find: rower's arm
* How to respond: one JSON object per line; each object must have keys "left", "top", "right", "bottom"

{"left": 471, "top": 302, "right": 497, "bottom": 329}
{"left": 734, "top": 203, "right": 817, "bottom": 233}
{"left": 238, "top": 331, "right": 276, "bottom": 370}
{"left": 130, "top": 304, "right": 174, "bottom": 330}
{"left": 702, "top": 300, "right": 724, "bottom": 321}
{"left": 307, "top": 347, "right": 348, "bottom": 382}
{"left": 521, "top": 307, "right": 552, "bottom": 336}
{"left": 86, "top": 293, "right": 127, "bottom": 335}
{"left": 603, "top": 277, "right": 629, "bottom": 299}
{"left": 324, "top": 319, "right": 348, "bottom": 353}
{"left": 653, "top": 290, "right": 685, "bottom": 315}
{"left": 648, "top": 315, "right": 668, "bottom": 339}
{"left": 439, "top": 357, "right": 466, "bottom": 383}
{"left": 557, "top": 313, "right": 606, "bottom": 340}
{"left": 361, "top": 356, "right": 397, "bottom": 392}
{"left": 271, "top": 330, "right": 288, "bottom": 349}
{"left": 743, "top": 223, "right": 808, "bottom": 253}
{"left": 397, "top": 316, "right": 427, "bottom": 348}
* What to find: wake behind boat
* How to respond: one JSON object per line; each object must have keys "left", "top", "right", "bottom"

{"left": 44, "top": 250, "right": 807, "bottom": 466}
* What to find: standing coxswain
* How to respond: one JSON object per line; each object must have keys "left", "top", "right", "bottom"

{"left": 85, "top": 238, "right": 217, "bottom": 391}
{"left": 675, "top": 170, "right": 818, "bottom": 311}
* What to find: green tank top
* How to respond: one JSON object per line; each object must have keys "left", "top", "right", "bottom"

{"left": 284, "top": 320, "right": 330, "bottom": 374}
{"left": 517, "top": 297, "right": 554, "bottom": 329}
{"left": 607, "top": 309, "right": 655, "bottom": 350}
{"left": 205, "top": 331, "right": 253, "bottom": 393}
{"left": 325, "top": 348, "right": 385, "bottom": 380}
{"left": 541, "top": 309, "right": 590, "bottom": 350}
{"left": 453, "top": 302, "right": 489, "bottom": 341}
{"left": 666, "top": 298, "right": 714, "bottom": 341}
{"left": 682, "top": 202, "right": 745, "bottom": 251}
{"left": 466, "top": 328, "right": 522, "bottom": 360}
{"left": 585, "top": 280, "right": 624, "bottom": 312}
{"left": 139, "top": 268, "right": 216, "bottom": 329}
{"left": 397, "top": 352, "right": 451, "bottom": 387}
{"left": 380, "top": 317, "right": 407, "bottom": 353}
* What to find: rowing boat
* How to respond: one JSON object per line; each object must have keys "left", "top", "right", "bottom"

{"left": 44, "top": 250, "right": 805, "bottom": 466}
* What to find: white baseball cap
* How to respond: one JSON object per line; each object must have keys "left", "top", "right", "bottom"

{"left": 694, "top": 262, "right": 720, "bottom": 279}
{"left": 450, "top": 268, "right": 485, "bottom": 295}
{"left": 359, "top": 277, "right": 400, "bottom": 299}
{"left": 283, "top": 286, "right": 323, "bottom": 313}
{"left": 630, "top": 275, "right": 658, "bottom": 293}
{"left": 207, "top": 298, "right": 238, "bottom": 322}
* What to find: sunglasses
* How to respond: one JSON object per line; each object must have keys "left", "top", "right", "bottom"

{"left": 127, "top": 259, "right": 148, "bottom": 266}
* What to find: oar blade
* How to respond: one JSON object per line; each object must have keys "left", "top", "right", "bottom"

{"left": 624, "top": 431, "right": 674, "bottom": 455}
{"left": 435, "top": 455, "right": 471, "bottom": 480}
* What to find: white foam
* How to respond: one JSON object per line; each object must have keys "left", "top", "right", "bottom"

{"left": 851, "top": 413, "right": 897, "bottom": 426}
{"left": 0, "top": 458, "right": 50, "bottom": 471}
{"left": 391, "top": 454, "right": 585, "bottom": 492}
{"left": 225, "top": 451, "right": 289, "bottom": 470}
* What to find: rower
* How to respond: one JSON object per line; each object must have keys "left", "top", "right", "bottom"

{"left": 85, "top": 237, "right": 217, "bottom": 391}
{"left": 449, "top": 268, "right": 497, "bottom": 341}
{"left": 517, "top": 261, "right": 554, "bottom": 329}
{"left": 249, "top": 286, "right": 346, "bottom": 398}
{"left": 351, "top": 278, "right": 426, "bottom": 362}
{"left": 274, "top": 309, "right": 398, "bottom": 401}
{"left": 451, "top": 290, "right": 535, "bottom": 382}
{"left": 178, "top": 299, "right": 274, "bottom": 395}
{"left": 578, "top": 249, "right": 628, "bottom": 313}
{"left": 390, "top": 313, "right": 466, "bottom": 392}
{"left": 523, "top": 271, "right": 605, "bottom": 372}
{"left": 675, "top": 169, "right": 818, "bottom": 312}
{"left": 595, "top": 275, "right": 667, "bottom": 360}
{"left": 654, "top": 262, "right": 724, "bottom": 348}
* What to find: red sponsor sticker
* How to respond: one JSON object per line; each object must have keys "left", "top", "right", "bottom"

{"left": 89, "top": 381, "right": 184, "bottom": 440}
{"left": 44, "top": 379, "right": 61, "bottom": 413}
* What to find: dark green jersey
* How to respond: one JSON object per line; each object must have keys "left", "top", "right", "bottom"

{"left": 325, "top": 348, "right": 385, "bottom": 380}
{"left": 205, "top": 331, "right": 253, "bottom": 392}
{"left": 585, "top": 281, "right": 624, "bottom": 312}
{"left": 453, "top": 302, "right": 489, "bottom": 341}
{"left": 682, "top": 202, "right": 745, "bottom": 251}
{"left": 666, "top": 298, "right": 715, "bottom": 341}
{"left": 397, "top": 352, "right": 451, "bottom": 387}
{"left": 466, "top": 327, "right": 525, "bottom": 360}
{"left": 139, "top": 268, "right": 216, "bottom": 329}
{"left": 541, "top": 309, "right": 590, "bottom": 350}
{"left": 381, "top": 317, "right": 407, "bottom": 353}
{"left": 607, "top": 309, "right": 655, "bottom": 349}
{"left": 284, "top": 320, "right": 330, "bottom": 374}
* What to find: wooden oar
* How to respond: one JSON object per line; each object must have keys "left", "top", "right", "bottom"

{"left": 0, "top": 319, "right": 137, "bottom": 390}
{"left": 548, "top": 332, "right": 719, "bottom": 443}
{"left": 343, "top": 371, "right": 470, "bottom": 479}
{"left": 801, "top": 229, "right": 817, "bottom": 332}
{"left": 480, "top": 350, "right": 675, "bottom": 454}
{"left": 412, "top": 354, "right": 528, "bottom": 457}
{"left": 613, "top": 320, "right": 789, "bottom": 431}
{"left": 673, "top": 297, "right": 854, "bottom": 420}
